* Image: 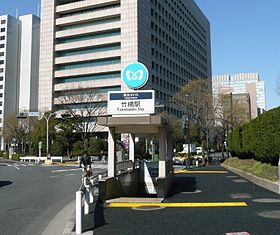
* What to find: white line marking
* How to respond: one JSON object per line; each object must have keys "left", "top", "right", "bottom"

{"left": 52, "top": 168, "right": 81, "bottom": 173}
{"left": 50, "top": 175, "right": 59, "bottom": 178}
{"left": 2, "top": 164, "right": 20, "bottom": 170}
{"left": 65, "top": 174, "right": 75, "bottom": 176}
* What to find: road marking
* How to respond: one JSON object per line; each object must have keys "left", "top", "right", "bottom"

{"left": 108, "top": 202, "right": 247, "bottom": 208}
{"left": 1, "top": 163, "right": 20, "bottom": 170}
{"left": 50, "top": 175, "right": 59, "bottom": 178}
{"left": 52, "top": 168, "right": 81, "bottom": 173}
{"left": 65, "top": 174, "right": 75, "bottom": 176}
{"left": 226, "top": 232, "right": 250, "bottom": 235}
{"left": 175, "top": 170, "right": 228, "bottom": 174}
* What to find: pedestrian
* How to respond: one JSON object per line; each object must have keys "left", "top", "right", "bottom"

{"left": 101, "top": 151, "right": 106, "bottom": 163}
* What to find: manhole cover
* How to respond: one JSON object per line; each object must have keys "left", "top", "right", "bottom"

{"left": 181, "top": 190, "right": 202, "bottom": 194}
{"left": 232, "top": 179, "right": 248, "bottom": 183}
{"left": 253, "top": 198, "right": 280, "bottom": 203}
{"left": 132, "top": 206, "right": 165, "bottom": 211}
{"left": 258, "top": 210, "right": 280, "bottom": 219}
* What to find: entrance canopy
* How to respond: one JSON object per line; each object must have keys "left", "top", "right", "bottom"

{"left": 97, "top": 114, "right": 174, "bottom": 198}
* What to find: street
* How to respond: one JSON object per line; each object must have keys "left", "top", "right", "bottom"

{"left": 0, "top": 159, "right": 105, "bottom": 235}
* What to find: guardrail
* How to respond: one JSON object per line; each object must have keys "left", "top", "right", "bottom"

{"left": 20, "top": 156, "right": 47, "bottom": 163}
{"left": 75, "top": 171, "right": 107, "bottom": 235}
{"left": 116, "top": 160, "right": 134, "bottom": 173}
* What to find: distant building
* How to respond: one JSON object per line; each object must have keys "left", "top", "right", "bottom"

{"left": 212, "top": 73, "right": 266, "bottom": 119}
{"left": 38, "top": 0, "right": 211, "bottom": 118}
{"left": 0, "top": 14, "right": 40, "bottom": 150}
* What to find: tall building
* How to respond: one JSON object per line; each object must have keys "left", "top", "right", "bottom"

{"left": 0, "top": 14, "right": 40, "bottom": 149}
{"left": 39, "top": 0, "right": 211, "bottom": 117}
{"left": 18, "top": 15, "right": 40, "bottom": 113}
{"left": 212, "top": 73, "right": 266, "bottom": 119}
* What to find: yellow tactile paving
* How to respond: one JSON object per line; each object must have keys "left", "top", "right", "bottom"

{"left": 175, "top": 170, "right": 228, "bottom": 174}
{"left": 108, "top": 202, "right": 247, "bottom": 208}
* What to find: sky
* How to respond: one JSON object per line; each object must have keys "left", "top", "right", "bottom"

{"left": 1, "top": 0, "right": 280, "bottom": 110}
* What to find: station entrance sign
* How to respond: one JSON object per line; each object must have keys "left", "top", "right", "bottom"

{"left": 107, "top": 90, "right": 155, "bottom": 115}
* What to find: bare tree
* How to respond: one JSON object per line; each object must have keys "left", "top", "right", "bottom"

{"left": 172, "top": 79, "right": 214, "bottom": 151}
{"left": 58, "top": 87, "right": 107, "bottom": 149}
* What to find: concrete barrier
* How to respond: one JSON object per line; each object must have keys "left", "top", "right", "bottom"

{"left": 222, "top": 163, "right": 280, "bottom": 195}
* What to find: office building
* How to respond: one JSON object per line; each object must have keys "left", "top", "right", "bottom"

{"left": 0, "top": 14, "right": 40, "bottom": 149}
{"left": 212, "top": 73, "right": 266, "bottom": 119}
{"left": 39, "top": 0, "right": 211, "bottom": 117}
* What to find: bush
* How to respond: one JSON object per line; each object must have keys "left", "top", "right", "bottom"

{"left": 12, "top": 154, "right": 20, "bottom": 161}
{"left": 229, "top": 107, "right": 280, "bottom": 165}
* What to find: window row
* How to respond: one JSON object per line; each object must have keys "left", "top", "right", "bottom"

{"left": 56, "top": 57, "right": 120, "bottom": 70}
{"left": 58, "top": 30, "right": 120, "bottom": 44}
{"left": 56, "top": 72, "right": 120, "bottom": 84}
{"left": 58, "top": 2, "right": 120, "bottom": 18}
{"left": 58, "top": 16, "right": 120, "bottom": 31}
{"left": 57, "top": 43, "right": 120, "bottom": 57}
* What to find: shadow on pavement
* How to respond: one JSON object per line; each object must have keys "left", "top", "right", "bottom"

{"left": 82, "top": 199, "right": 107, "bottom": 232}
{"left": 0, "top": 181, "right": 13, "bottom": 188}
{"left": 167, "top": 175, "right": 197, "bottom": 198}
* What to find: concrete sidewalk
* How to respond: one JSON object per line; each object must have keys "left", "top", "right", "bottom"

{"left": 44, "top": 165, "right": 280, "bottom": 235}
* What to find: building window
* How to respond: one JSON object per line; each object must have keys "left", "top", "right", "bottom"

{"left": 0, "top": 85, "right": 3, "bottom": 89}
{"left": 1, "top": 20, "right": 5, "bottom": 24}
{"left": 0, "top": 28, "right": 5, "bottom": 32}
{"left": 0, "top": 68, "right": 3, "bottom": 73}
{"left": 0, "top": 44, "right": 4, "bottom": 49}
{"left": 0, "top": 102, "right": 2, "bottom": 106}
{"left": 0, "top": 36, "right": 4, "bottom": 40}
{"left": 0, "top": 94, "right": 2, "bottom": 98}
{"left": 0, "top": 52, "right": 3, "bottom": 57}
{"left": 0, "top": 76, "right": 3, "bottom": 81}
{"left": 0, "top": 61, "right": 3, "bottom": 65}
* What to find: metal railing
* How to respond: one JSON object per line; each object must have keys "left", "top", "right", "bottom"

{"left": 75, "top": 171, "right": 107, "bottom": 234}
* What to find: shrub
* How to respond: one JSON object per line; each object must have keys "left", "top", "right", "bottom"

{"left": 229, "top": 107, "right": 280, "bottom": 165}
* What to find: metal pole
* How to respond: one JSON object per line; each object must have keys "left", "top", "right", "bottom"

{"left": 76, "top": 191, "right": 83, "bottom": 234}
{"left": 46, "top": 117, "right": 49, "bottom": 158}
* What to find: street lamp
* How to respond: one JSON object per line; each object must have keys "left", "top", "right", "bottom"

{"left": 42, "top": 112, "right": 57, "bottom": 158}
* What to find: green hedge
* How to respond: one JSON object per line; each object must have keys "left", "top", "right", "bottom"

{"left": 229, "top": 107, "right": 280, "bottom": 165}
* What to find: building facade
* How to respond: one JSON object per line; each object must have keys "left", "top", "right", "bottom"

{"left": 38, "top": 0, "right": 211, "bottom": 117}
{"left": 0, "top": 14, "right": 40, "bottom": 149}
{"left": 212, "top": 73, "right": 266, "bottom": 119}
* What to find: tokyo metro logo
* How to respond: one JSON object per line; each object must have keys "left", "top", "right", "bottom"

{"left": 121, "top": 62, "right": 149, "bottom": 89}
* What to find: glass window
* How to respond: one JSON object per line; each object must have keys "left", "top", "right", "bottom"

{"left": 58, "top": 30, "right": 120, "bottom": 44}
{"left": 0, "top": 28, "right": 5, "bottom": 32}
{"left": 0, "top": 44, "right": 4, "bottom": 49}
{"left": 56, "top": 57, "right": 120, "bottom": 70}
{"left": 0, "top": 52, "right": 3, "bottom": 57}
{"left": 57, "top": 43, "right": 120, "bottom": 57}
{"left": 56, "top": 72, "right": 120, "bottom": 84}
{"left": 0, "top": 36, "right": 4, "bottom": 40}
{"left": 1, "top": 20, "right": 6, "bottom": 24}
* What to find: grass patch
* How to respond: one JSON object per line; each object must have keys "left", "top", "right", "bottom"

{"left": 223, "top": 157, "right": 278, "bottom": 182}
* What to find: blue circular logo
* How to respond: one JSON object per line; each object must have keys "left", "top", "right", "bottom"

{"left": 121, "top": 62, "right": 149, "bottom": 89}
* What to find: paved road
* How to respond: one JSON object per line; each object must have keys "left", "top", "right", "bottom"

{"left": 0, "top": 159, "right": 106, "bottom": 235}
{"left": 85, "top": 165, "right": 280, "bottom": 235}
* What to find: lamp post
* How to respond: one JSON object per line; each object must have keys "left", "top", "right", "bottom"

{"left": 42, "top": 112, "right": 57, "bottom": 158}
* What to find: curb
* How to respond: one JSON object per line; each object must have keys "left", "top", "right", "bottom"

{"left": 221, "top": 163, "right": 280, "bottom": 195}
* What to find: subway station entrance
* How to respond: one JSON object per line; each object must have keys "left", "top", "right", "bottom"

{"left": 97, "top": 114, "right": 174, "bottom": 201}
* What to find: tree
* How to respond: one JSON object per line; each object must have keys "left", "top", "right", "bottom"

{"left": 172, "top": 79, "right": 214, "bottom": 151}
{"left": 58, "top": 88, "right": 106, "bottom": 149}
